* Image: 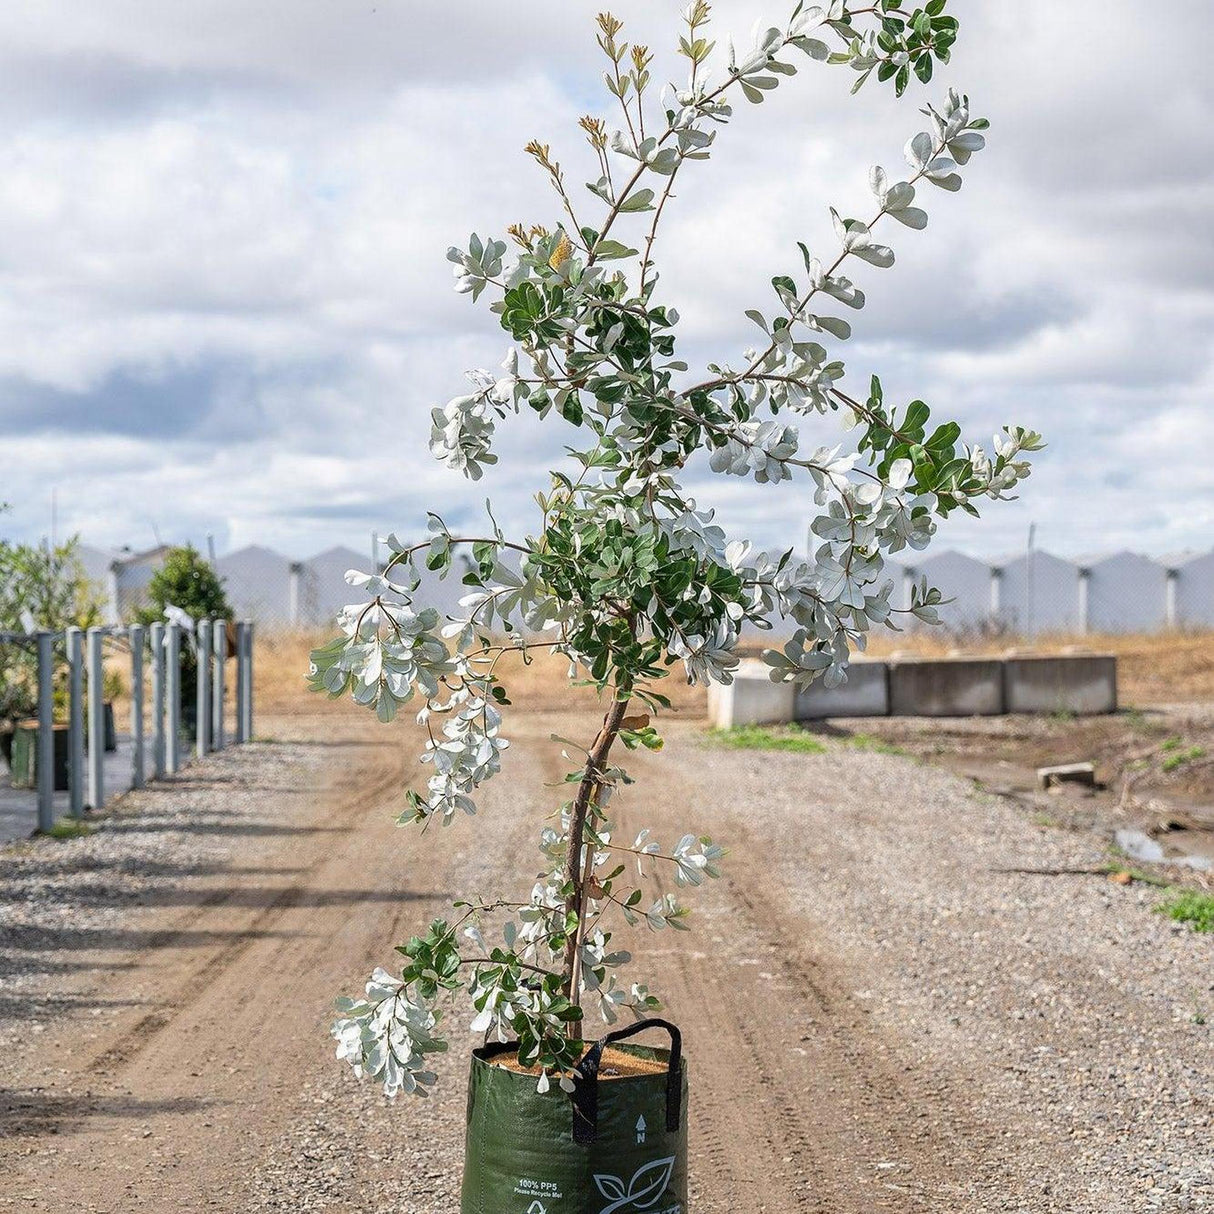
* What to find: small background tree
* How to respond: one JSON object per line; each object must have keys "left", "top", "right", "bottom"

{"left": 136, "top": 546, "right": 232, "bottom": 730}
{"left": 135, "top": 546, "right": 231, "bottom": 628}
{"left": 0, "top": 524, "right": 105, "bottom": 728}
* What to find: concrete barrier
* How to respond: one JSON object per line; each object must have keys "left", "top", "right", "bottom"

{"left": 708, "top": 661, "right": 795, "bottom": 728}
{"left": 795, "top": 661, "right": 889, "bottom": 719}
{"left": 709, "top": 654, "right": 1118, "bottom": 727}
{"left": 1003, "top": 654, "right": 1116, "bottom": 715}
{"left": 888, "top": 658, "right": 1004, "bottom": 717}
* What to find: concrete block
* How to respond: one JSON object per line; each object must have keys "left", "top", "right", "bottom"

{"left": 708, "top": 661, "right": 795, "bottom": 728}
{"left": 795, "top": 661, "right": 889, "bottom": 720}
{"left": 1037, "top": 762, "right": 1096, "bottom": 790}
{"left": 889, "top": 658, "right": 1004, "bottom": 717}
{"left": 1004, "top": 655, "right": 1117, "bottom": 715}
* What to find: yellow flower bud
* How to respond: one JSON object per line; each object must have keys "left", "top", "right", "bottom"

{"left": 549, "top": 234, "right": 573, "bottom": 271}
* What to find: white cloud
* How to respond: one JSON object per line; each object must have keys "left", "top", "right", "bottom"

{"left": 0, "top": 0, "right": 1211, "bottom": 571}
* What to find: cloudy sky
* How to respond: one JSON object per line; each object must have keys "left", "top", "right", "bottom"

{"left": 1, "top": 0, "right": 1210, "bottom": 564}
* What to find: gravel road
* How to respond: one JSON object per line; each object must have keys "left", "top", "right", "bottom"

{"left": 0, "top": 704, "right": 1209, "bottom": 1212}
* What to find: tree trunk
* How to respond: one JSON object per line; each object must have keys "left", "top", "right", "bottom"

{"left": 561, "top": 696, "right": 630, "bottom": 1017}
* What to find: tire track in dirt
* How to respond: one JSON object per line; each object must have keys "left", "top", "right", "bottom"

{"left": 81, "top": 736, "right": 408, "bottom": 1079}
{"left": 0, "top": 716, "right": 418, "bottom": 1212}
{"left": 611, "top": 718, "right": 1016, "bottom": 1213}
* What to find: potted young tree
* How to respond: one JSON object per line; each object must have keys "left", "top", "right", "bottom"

{"left": 311, "top": 3, "right": 1041, "bottom": 1207}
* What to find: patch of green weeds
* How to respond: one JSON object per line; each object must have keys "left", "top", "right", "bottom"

{"left": 1154, "top": 889, "right": 1214, "bottom": 933}
{"left": 707, "top": 725, "right": 827, "bottom": 754}
{"left": 1161, "top": 744, "right": 1207, "bottom": 773}
{"left": 44, "top": 818, "right": 93, "bottom": 841}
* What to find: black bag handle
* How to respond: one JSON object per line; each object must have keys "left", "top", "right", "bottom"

{"left": 571, "top": 1018, "right": 682, "bottom": 1145}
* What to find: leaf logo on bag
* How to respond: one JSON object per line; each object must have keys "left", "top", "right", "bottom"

{"left": 593, "top": 1157, "right": 676, "bottom": 1214}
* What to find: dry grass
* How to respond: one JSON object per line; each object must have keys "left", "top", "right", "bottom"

{"left": 102, "top": 626, "right": 1213, "bottom": 730}
{"left": 254, "top": 630, "right": 709, "bottom": 719}
{"left": 255, "top": 628, "right": 328, "bottom": 718}
{"left": 856, "top": 629, "right": 1214, "bottom": 705}
{"left": 255, "top": 628, "right": 1213, "bottom": 719}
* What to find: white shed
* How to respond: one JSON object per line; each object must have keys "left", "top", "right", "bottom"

{"left": 298, "top": 546, "right": 372, "bottom": 626}
{"left": 1174, "top": 548, "right": 1214, "bottom": 628}
{"left": 996, "top": 549, "right": 1082, "bottom": 636}
{"left": 300, "top": 543, "right": 474, "bottom": 628}
{"left": 1083, "top": 551, "right": 1168, "bottom": 633}
{"left": 216, "top": 545, "right": 293, "bottom": 625}
{"left": 901, "top": 550, "right": 995, "bottom": 633}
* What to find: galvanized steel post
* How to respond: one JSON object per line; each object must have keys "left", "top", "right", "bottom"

{"left": 66, "top": 626, "right": 85, "bottom": 818}
{"left": 234, "top": 622, "right": 247, "bottom": 744}
{"left": 196, "top": 620, "right": 211, "bottom": 758}
{"left": 150, "top": 622, "right": 166, "bottom": 779}
{"left": 130, "top": 625, "right": 145, "bottom": 789}
{"left": 86, "top": 626, "right": 105, "bottom": 810}
{"left": 36, "top": 631, "right": 56, "bottom": 833}
{"left": 244, "top": 622, "right": 255, "bottom": 741}
{"left": 166, "top": 622, "right": 181, "bottom": 773}
{"left": 212, "top": 619, "right": 227, "bottom": 750}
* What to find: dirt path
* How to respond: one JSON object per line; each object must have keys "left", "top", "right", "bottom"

{"left": 1, "top": 705, "right": 1208, "bottom": 1212}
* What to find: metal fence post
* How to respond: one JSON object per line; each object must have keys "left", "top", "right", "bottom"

{"left": 67, "top": 626, "right": 85, "bottom": 819}
{"left": 288, "top": 563, "right": 301, "bottom": 626}
{"left": 234, "top": 622, "right": 247, "bottom": 744}
{"left": 151, "top": 622, "right": 166, "bottom": 779}
{"left": 86, "top": 626, "right": 105, "bottom": 810}
{"left": 196, "top": 619, "right": 212, "bottom": 758}
{"left": 130, "top": 625, "right": 145, "bottom": 789}
{"left": 166, "top": 622, "right": 181, "bottom": 774}
{"left": 36, "top": 631, "right": 55, "bottom": 833}
{"left": 246, "top": 622, "right": 254, "bottom": 741}
{"left": 212, "top": 619, "right": 227, "bottom": 751}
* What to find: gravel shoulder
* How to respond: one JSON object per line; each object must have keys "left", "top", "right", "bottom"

{"left": 0, "top": 705, "right": 1209, "bottom": 1213}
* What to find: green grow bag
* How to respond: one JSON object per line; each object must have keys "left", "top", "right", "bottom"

{"left": 9, "top": 721, "right": 70, "bottom": 792}
{"left": 461, "top": 1019, "right": 688, "bottom": 1214}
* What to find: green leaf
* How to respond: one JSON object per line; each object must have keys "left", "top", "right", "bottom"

{"left": 594, "top": 239, "right": 639, "bottom": 260}
{"left": 558, "top": 395, "right": 584, "bottom": 427}
{"left": 925, "top": 421, "right": 960, "bottom": 452}
{"left": 904, "top": 399, "right": 930, "bottom": 436}
{"left": 618, "top": 188, "right": 656, "bottom": 213}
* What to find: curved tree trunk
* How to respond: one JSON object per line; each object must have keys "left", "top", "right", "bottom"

{"left": 561, "top": 696, "right": 631, "bottom": 1019}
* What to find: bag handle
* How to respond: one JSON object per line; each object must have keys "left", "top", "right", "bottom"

{"left": 571, "top": 1018, "right": 682, "bottom": 1145}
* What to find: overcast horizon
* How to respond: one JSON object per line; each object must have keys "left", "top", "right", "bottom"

{"left": 1, "top": 1, "right": 1211, "bottom": 565}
